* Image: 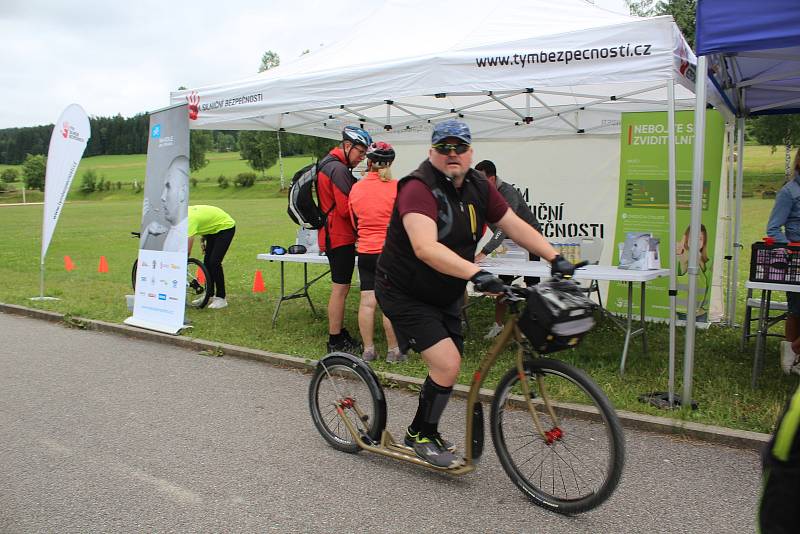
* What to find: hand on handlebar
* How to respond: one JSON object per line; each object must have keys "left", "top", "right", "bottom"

{"left": 470, "top": 269, "right": 506, "bottom": 295}
{"left": 550, "top": 255, "right": 589, "bottom": 279}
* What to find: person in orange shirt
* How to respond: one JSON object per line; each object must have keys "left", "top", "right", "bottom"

{"left": 349, "top": 142, "right": 405, "bottom": 363}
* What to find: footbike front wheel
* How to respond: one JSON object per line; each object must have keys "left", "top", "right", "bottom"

{"left": 490, "top": 358, "right": 625, "bottom": 515}
{"left": 308, "top": 353, "right": 387, "bottom": 453}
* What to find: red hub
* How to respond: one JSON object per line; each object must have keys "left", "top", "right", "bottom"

{"left": 544, "top": 427, "right": 563, "bottom": 445}
{"left": 339, "top": 397, "right": 355, "bottom": 409}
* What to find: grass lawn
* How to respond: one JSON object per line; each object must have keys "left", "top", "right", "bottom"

{"left": 0, "top": 194, "right": 796, "bottom": 434}
{"left": 742, "top": 144, "right": 796, "bottom": 194}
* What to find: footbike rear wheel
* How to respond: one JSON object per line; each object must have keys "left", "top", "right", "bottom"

{"left": 185, "top": 258, "right": 210, "bottom": 309}
{"left": 490, "top": 358, "right": 624, "bottom": 514}
{"left": 308, "top": 353, "right": 387, "bottom": 453}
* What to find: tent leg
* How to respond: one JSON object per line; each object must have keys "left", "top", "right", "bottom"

{"left": 667, "top": 80, "right": 678, "bottom": 407}
{"left": 682, "top": 55, "right": 709, "bottom": 407}
{"left": 730, "top": 118, "right": 745, "bottom": 328}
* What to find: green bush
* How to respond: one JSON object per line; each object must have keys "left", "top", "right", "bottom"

{"left": 22, "top": 154, "right": 46, "bottom": 191}
{"left": 81, "top": 170, "right": 98, "bottom": 193}
{"left": 1, "top": 168, "right": 18, "bottom": 183}
{"left": 217, "top": 175, "right": 229, "bottom": 189}
{"left": 191, "top": 178, "right": 198, "bottom": 188}
{"left": 235, "top": 172, "right": 256, "bottom": 188}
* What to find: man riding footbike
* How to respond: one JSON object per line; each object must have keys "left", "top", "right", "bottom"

{"left": 375, "top": 119, "right": 577, "bottom": 468}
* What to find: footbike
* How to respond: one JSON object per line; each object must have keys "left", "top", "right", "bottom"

{"left": 308, "top": 279, "right": 625, "bottom": 515}
{"left": 130, "top": 232, "right": 211, "bottom": 309}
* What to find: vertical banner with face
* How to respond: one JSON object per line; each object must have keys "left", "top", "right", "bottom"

{"left": 606, "top": 110, "right": 725, "bottom": 323}
{"left": 41, "top": 104, "right": 91, "bottom": 263}
{"left": 124, "top": 104, "right": 190, "bottom": 334}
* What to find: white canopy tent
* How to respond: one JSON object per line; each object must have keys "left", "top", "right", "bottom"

{"left": 172, "top": 0, "right": 701, "bottom": 140}
{"left": 172, "top": 0, "right": 724, "bottom": 405}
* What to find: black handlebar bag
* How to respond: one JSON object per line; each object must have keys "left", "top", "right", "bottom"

{"left": 517, "top": 279, "right": 596, "bottom": 354}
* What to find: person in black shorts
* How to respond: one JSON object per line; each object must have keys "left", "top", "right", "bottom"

{"left": 375, "top": 119, "right": 576, "bottom": 468}
{"left": 317, "top": 126, "right": 373, "bottom": 353}
{"left": 349, "top": 142, "right": 404, "bottom": 363}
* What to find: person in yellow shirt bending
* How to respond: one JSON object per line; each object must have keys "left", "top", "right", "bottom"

{"left": 187, "top": 205, "right": 236, "bottom": 309}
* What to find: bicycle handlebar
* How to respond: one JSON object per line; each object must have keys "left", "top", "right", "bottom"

{"left": 499, "top": 260, "right": 590, "bottom": 304}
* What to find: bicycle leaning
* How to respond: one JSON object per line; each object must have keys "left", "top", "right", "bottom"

{"left": 308, "top": 275, "right": 625, "bottom": 515}
{"left": 129, "top": 231, "right": 211, "bottom": 309}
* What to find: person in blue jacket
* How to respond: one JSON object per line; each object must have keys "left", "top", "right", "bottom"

{"left": 766, "top": 148, "right": 800, "bottom": 375}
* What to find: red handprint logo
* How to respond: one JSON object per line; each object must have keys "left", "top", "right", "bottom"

{"left": 62, "top": 122, "right": 69, "bottom": 138}
{"left": 187, "top": 91, "right": 200, "bottom": 120}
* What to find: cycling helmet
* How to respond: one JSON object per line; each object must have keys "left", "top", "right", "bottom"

{"left": 366, "top": 141, "right": 395, "bottom": 164}
{"left": 342, "top": 126, "right": 373, "bottom": 148}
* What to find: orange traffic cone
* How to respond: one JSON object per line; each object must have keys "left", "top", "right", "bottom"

{"left": 196, "top": 267, "right": 206, "bottom": 284}
{"left": 64, "top": 256, "right": 75, "bottom": 272}
{"left": 252, "top": 270, "right": 265, "bottom": 293}
{"left": 98, "top": 256, "right": 109, "bottom": 273}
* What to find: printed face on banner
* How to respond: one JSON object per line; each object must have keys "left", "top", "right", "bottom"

{"left": 161, "top": 156, "right": 189, "bottom": 225}
{"left": 139, "top": 154, "right": 189, "bottom": 253}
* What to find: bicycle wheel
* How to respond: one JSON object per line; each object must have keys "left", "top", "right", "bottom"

{"left": 309, "top": 353, "right": 387, "bottom": 454}
{"left": 186, "top": 258, "right": 210, "bottom": 308}
{"left": 131, "top": 258, "right": 138, "bottom": 291}
{"left": 490, "top": 358, "right": 624, "bottom": 514}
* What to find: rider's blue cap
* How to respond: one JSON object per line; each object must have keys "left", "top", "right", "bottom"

{"left": 431, "top": 119, "right": 472, "bottom": 145}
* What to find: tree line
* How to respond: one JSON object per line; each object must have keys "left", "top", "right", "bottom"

{"left": 0, "top": 113, "right": 335, "bottom": 174}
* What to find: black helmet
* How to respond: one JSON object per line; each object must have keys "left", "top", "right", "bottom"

{"left": 342, "top": 126, "right": 372, "bottom": 148}
{"left": 366, "top": 141, "right": 395, "bottom": 164}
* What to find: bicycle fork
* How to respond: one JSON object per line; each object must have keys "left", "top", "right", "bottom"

{"left": 510, "top": 327, "right": 563, "bottom": 444}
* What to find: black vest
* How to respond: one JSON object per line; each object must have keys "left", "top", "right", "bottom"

{"left": 377, "top": 159, "right": 489, "bottom": 307}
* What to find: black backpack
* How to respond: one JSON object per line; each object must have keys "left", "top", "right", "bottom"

{"left": 287, "top": 156, "right": 334, "bottom": 230}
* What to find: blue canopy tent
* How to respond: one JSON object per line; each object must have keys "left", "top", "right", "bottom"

{"left": 682, "top": 0, "right": 800, "bottom": 402}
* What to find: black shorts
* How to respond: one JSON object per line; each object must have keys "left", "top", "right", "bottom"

{"left": 499, "top": 252, "right": 540, "bottom": 287}
{"left": 357, "top": 253, "right": 379, "bottom": 291}
{"left": 375, "top": 279, "right": 463, "bottom": 355}
{"left": 327, "top": 244, "right": 356, "bottom": 284}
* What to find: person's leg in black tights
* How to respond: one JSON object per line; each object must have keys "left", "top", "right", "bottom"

{"left": 203, "top": 227, "right": 235, "bottom": 298}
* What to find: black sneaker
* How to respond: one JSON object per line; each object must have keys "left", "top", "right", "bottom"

{"left": 404, "top": 429, "right": 463, "bottom": 469}
{"left": 404, "top": 428, "right": 456, "bottom": 453}
{"left": 338, "top": 329, "right": 363, "bottom": 353}
{"left": 326, "top": 330, "right": 363, "bottom": 354}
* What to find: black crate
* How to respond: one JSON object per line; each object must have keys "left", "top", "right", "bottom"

{"left": 750, "top": 242, "right": 800, "bottom": 284}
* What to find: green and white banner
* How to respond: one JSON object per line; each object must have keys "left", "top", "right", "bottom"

{"left": 606, "top": 110, "right": 725, "bottom": 323}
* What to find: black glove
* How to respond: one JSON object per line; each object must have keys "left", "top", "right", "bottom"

{"left": 550, "top": 254, "right": 576, "bottom": 278}
{"left": 470, "top": 269, "right": 506, "bottom": 294}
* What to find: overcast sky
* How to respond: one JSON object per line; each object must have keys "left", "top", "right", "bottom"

{"left": 0, "top": 0, "right": 629, "bottom": 130}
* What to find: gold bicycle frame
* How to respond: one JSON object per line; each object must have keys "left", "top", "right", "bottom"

{"left": 334, "top": 309, "right": 559, "bottom": 475}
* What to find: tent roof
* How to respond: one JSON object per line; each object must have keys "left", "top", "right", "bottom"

{"left": 172, "top": 0, "right": 699, "bottom": 140}
{"left": 697, "top": 0, "right": 800, "bottom": 116}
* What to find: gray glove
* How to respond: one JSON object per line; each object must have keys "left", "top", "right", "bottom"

{"left": 470, "top": 270, "right": 506, "bottom": 293}
{"left": 550, "top": 255, "right": 576, "bottom": 278}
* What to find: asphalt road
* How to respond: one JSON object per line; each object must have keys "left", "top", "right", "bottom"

{"left": 0, "top": 313, "right": 762, "bottom": 533}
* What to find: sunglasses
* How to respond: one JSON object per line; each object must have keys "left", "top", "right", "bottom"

{"left": 432, "top": 143, "right": 470, "bottom": 155}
